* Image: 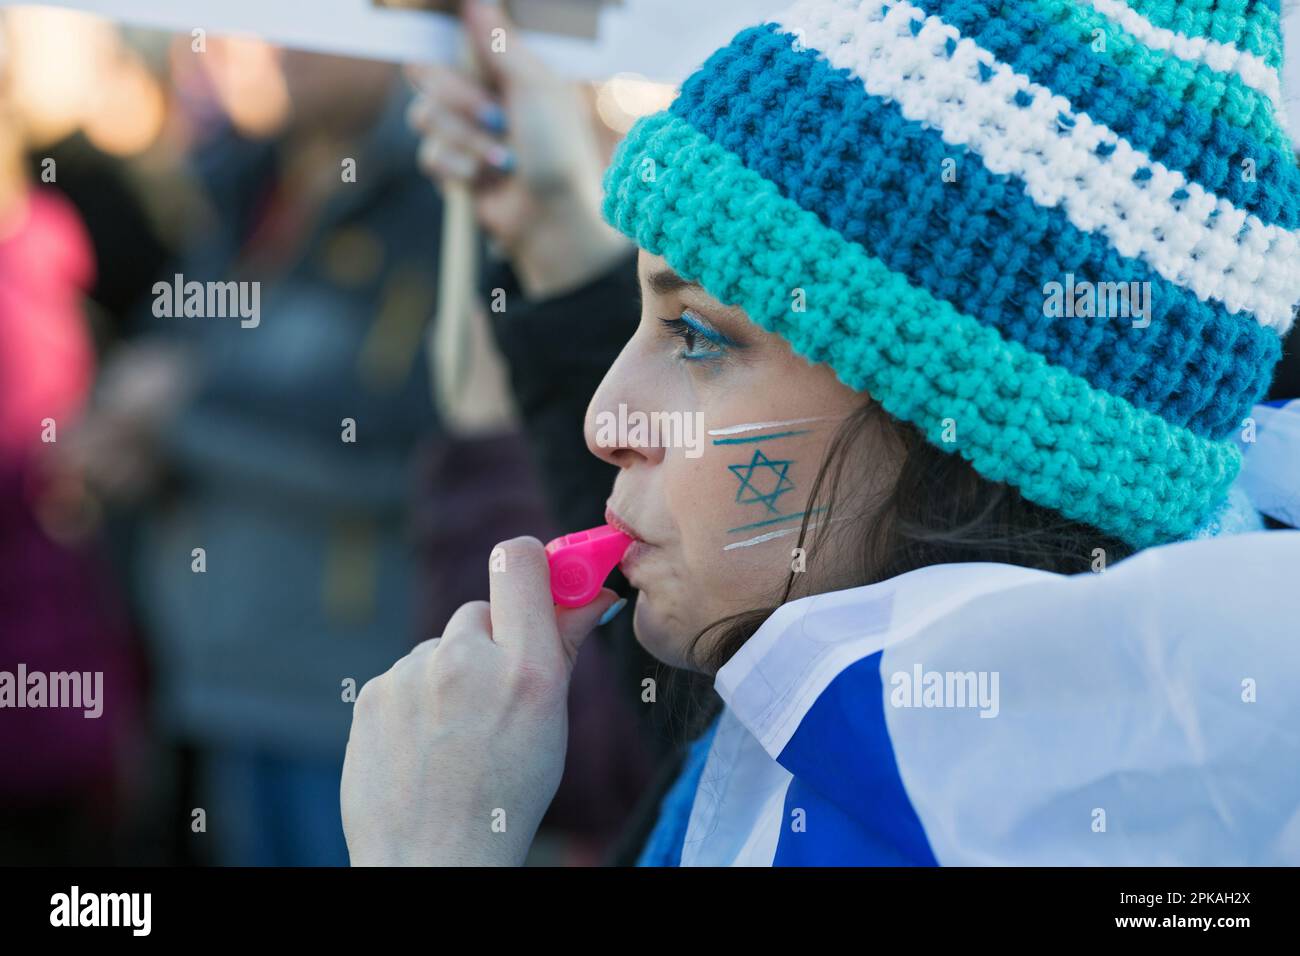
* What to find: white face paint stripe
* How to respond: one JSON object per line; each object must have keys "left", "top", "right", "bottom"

{"left": 722, "top": 523, "right": 820, "bottom": 551}
{"left": 707, "top": 417, "right": 827, "bottom": 436}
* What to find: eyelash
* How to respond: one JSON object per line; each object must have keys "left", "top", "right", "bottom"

{"left": 660, "top": 310, "right": 733, "bottom": 362}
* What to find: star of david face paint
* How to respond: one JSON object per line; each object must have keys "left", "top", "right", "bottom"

{"left": 715, "top": 419, "right": 829, "bottom": 550}
{"left": 585, "top": 251, "right": 875, "bottom": 673}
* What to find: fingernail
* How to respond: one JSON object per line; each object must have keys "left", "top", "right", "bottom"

{"left": 476, "top": 102, "right": 507, "bottom": 134}
{"left": 597, "top": 598, "right": 627, "bottom": 627}
{"left": 484, "top": 143, "right": 516, "bottom": 174}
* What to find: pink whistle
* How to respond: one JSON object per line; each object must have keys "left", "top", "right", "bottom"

{"left": 545, "top": 524, "right": 633, "bottom": 608}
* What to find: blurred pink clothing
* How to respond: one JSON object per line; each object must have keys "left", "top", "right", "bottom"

{"left": 0, "top": 187, "right": 137, "bottom": 801}
{"left": 0, "top": 189, "right": 95, "bottom": 452}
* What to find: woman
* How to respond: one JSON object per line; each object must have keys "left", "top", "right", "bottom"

{"left": 341, "top": 0, "right": 1300, "bottom": 865}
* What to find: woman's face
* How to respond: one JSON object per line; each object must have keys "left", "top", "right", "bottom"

{"left": 585, "top": 251, "right": 870, "bottom": 672}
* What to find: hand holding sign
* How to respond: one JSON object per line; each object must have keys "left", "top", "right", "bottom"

{"left": 408, "top": 0, "right": 629, "bottom": 299}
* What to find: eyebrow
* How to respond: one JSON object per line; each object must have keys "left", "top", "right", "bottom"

{"left": 645, "top": 269, "right": 703, "bottom": 297}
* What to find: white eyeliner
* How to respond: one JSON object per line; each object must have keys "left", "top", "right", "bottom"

{"left": 707, "top": 416, "right": 826, "bottom": 436}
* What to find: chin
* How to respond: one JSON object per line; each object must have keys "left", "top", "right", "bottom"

{"left": 631, "top": 596, "right": 703, "bottom": 672}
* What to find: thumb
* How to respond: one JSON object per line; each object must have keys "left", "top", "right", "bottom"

{"left": 461, "top": 0, "right": 542, "bottom": 85}
{"left": 554, "top": 588, "right": 623, "bottom": 668}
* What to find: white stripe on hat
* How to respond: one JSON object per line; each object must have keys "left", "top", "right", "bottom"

{"left": 776, "top": 0, "right": 1300, "bottom": 331}
{"left": 1086, "top": 0, "right": 1288, "bottom": 127}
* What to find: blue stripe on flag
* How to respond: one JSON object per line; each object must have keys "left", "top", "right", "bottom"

{"left": 772, "top": 650, "right": 938, "bottom": 866}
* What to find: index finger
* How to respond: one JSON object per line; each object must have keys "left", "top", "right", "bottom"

{"left": 487, "top": 536, "right": 558, "bottom": 652}
{"left": 404, "top": 62, "right": 500, "bottom": 130}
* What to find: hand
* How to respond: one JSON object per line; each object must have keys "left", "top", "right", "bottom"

{"left": 54, "top": 342, "right": 192, "bottom": 504}
{"left": 407, "top": 0, "right": 629, "bottom": 298}
{"left": 340, "top": 536, "right": 621, "bottom": 866}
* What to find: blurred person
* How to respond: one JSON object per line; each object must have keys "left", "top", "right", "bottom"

{"left": 345, "top": 0, "right": 1300, "bottom": 866}
{"left": 0, "top": 17, "right": 143, "bottom": 864}
{"left": 59, "top": 29, "right": 663, "bottom": 865}
{"left": 65, "top": 49, "right": 447, "bottom": 867}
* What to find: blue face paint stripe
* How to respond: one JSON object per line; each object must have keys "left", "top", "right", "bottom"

{"left": 712, "top": 430, "right": 812, "bottom": 445}
{"left": 727, "top": 506, "right": 826, "bottom": 535}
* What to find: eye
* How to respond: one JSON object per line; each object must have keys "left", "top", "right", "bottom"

{"left": 660, "top": 309, "right": 736, "bottom": 361}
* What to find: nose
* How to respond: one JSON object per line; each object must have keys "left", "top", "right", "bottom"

{"left": 584, "top": 346, "right": 667, "bottom": 470}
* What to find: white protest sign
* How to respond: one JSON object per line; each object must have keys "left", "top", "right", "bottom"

{"left": 0, "top": 0, "right": 786, "bottom": 82}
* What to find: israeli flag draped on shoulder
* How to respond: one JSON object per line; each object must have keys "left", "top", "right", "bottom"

{"left": 680, "top": 401, "right": 1300, "bottom": 866}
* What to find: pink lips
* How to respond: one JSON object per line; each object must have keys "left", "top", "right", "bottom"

{"left": 605, "top": 502, "right": 652, "bottom": 571}
{"left": 604, "top": 503, "right": 643, "bottom": 542}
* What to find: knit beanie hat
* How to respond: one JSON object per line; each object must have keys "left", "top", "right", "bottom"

{"left": 601, "top": 0, "right": 1298, "bottom": 549}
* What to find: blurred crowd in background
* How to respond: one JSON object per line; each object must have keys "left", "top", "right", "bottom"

{"left": 0, "top": 5, "right": 678, "bottom": 866}
{"left": 2, "top": 4, "right": 1298, "bottom": 869}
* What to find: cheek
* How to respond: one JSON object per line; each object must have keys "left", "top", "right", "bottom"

{"left": 664, "top": 426, "right": 829, "bottom": 600}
